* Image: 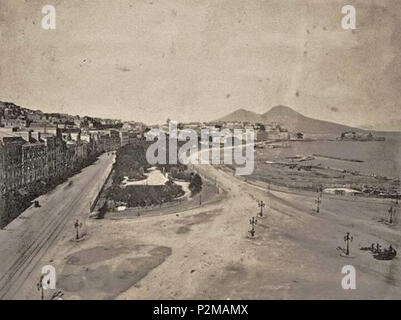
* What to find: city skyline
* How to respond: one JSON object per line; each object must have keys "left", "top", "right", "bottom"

{"left": 1, "top": 0, "right": 401, "bottom": 129}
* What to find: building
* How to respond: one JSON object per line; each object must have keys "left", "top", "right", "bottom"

{"left": 128, "top": 130, "right": 144, "bottom": 143}
{"left": 0, "top": 131, "right": 25, "bottom": 227}
{"left": 0, "top": 116, "right": 28, "bottom": 129}
{"left": 61, "top": 129, "right": 89, "bottom": 170}
{"left": 81, "top": 131, "right": 99, "bottom": 159}
{"left": 119, "top": 131, "right": 129, "bottom": 147}
{"left": 12, "top": 130, "right": 68, "bottom": 186}
{"left": 21, "top": 134, "right": 47, "bottom": 187}
{"left": 0, "top": 100, "right": 126, "bottom": 227}
{"left": 25, "top": 110, "right": 43, "bottom": 121}
{"left": 0, "top": 132, "right": 25, "bottom": 193}
{"left": 266, "top": 131, "right": 290, "bottom": 140}
{"left": 41, "top": 133, "right": 65, "bottom": 182}
{"left": 255, "top": 130, "right": 269, "bottom": 141}
{"left": 90, "top": 129, "right": 121, "bottom": 152}
{"left": 339, "top": 131, "right": 385, "bottom": 141}
{"left": 28, "top": 122, "right": 59, "bottom": 135}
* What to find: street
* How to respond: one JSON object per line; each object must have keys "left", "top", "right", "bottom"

{"left": 1, "top": 153, "right": 401, "bottom": 299}
{"left": 0, "top": 153, "right": 115, "bottom": 299}
{"left": 113, "top": 163, "right": 401, "bottom": 299}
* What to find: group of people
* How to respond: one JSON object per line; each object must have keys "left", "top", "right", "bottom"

{"left": 370, "top": 243, "right": 397, "bottom": 259}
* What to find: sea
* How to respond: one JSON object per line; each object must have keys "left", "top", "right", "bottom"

{"left": 258, "top": 132, "right": 401, "bottom": 179}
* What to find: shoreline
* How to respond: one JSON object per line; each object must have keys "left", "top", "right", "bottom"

{"left": 221, "top": 164, "right": 399, "bottom": 201}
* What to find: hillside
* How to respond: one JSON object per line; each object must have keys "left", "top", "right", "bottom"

{"left": 217, "top": 105, "right": 364, "bottom": 134}
{"left": 262, "top": 105, "right": 363, "bottom": 134}
{"left": 361, "top": 119, "right": 401, "bottom": 132}
{"left": 217, "top": 108, "right": 263, "bottom": 123}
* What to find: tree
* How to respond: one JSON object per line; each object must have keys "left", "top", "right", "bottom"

{"left": 296, "top": 132, "right": 304, "bottom": 139}
{"left": 189, "top": 173, "right": 203, "bottom": 195}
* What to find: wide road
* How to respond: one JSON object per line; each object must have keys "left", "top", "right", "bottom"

{"left": 115, "top": 161, "right": 401, "bottom": 299}
{"left": 0, "top": 153, "right": 115, "bottom": 299}
{"left": 5, "top": 148, "right": 401, "bottom": 299}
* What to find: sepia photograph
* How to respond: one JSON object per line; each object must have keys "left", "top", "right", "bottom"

{"left": 0, "top": 0, "right": 401, "bottom": 308}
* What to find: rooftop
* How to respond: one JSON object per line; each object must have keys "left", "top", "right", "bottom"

{"left": 0, "top": 130, "right": 18, "bottom": 138}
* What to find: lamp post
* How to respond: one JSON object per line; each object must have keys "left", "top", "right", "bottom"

{"left": 388, "top": 205, "right": 396, "bottom": 224}
{"left": 258, "top": 200, "right": 265, "bottom": 217}
{"left": 249, "top": 217, "right": 257, "bottom": 237}
{"left": 37, "top": 275, "right": 45, "bottom": 300}
{"left": 315, "top": 194, "right": 322, "bottom": 213}
{"left": 394, "top": 191, "right": 399, "bottom": 205}
{"left": 74, "top": 219, "right": 82, "bottom": 240}
{"left": 344, "top": 232, "right": 353, "bottom": 256}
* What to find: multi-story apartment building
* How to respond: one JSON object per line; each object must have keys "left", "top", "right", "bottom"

{"left": 0, "top": 132, "right": 25, "bottom": 193}
{"left": 11, "top": 130, "right": 68, "bottom": 186}
{"left": 89, "top": 129, "right": 121, "bottom": 152}
{"left": 0, "top": 132, "right": 25, "bottom": 226}
{"left": 0, "top": 127, "right": 73, "bottom": 225}
{"left": 103, "top": 129, "right": 121, "bottom": 151}
{"left": 61, "top": 129, "right": 89, "bottom": 171}
{"left": 81, "top": 131, "right": 98, "bottom": 159}
{"left": 21, "top": 136, "right": 46, "bottom": 187}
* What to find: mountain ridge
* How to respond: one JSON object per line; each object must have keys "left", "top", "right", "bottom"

{"left": 217, "top": 105, "right": 365, "bottom": 134}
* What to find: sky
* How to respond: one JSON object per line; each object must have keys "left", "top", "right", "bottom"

{"left": 0, "top": 0, "right": 400, "bottom": 128}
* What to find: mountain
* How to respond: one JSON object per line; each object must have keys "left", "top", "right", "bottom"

{"left": 360, "top": 119, "right": 401, "bottom": 132}
{"left": 217, "top": 108, "right": 263, "bottom": 123}
{"left": 262, "top": 105, "right": 363, "bottom": 134}
{"left": 217, "top": 105, "right": 364, "bottom": 134}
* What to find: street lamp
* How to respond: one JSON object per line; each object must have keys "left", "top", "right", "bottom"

{"left": 74, "top": 219, "right": 82, "bottom": 240}
{"left": 258, "top": 200, "right": 265, "bottom": 217}
{"left": 344, "top": 232, "right": 353, "bottom": 256}
{"left": 249, "top": 217, "right": 257, "bottom": 237}
{"left": 388, "top": 205, "right": 396, "bottom": 224}
{"left": 315, "top": 194, "right": 322, "bottom": 213}
{"left": 37, "top": 275, "right": 45, "bottom": 300}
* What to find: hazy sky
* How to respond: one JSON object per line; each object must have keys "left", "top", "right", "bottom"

{"left": 1, "top": 0, "right": 400, "bottom": 127}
